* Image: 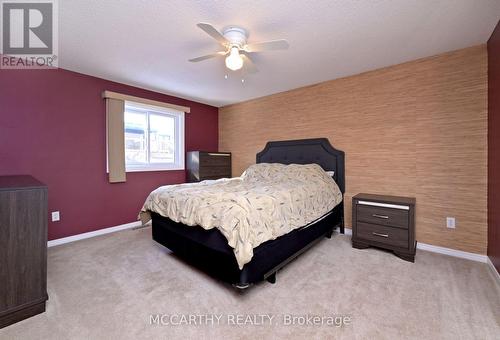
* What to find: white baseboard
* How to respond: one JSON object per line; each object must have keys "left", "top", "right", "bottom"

{"left": 487, "top": 257, "right": 500, "bottom": 285}
{"left": 342, "top": 227, "right": 353, "bottom": 235}
{"left": 416, "top": 242, "right": 487, "bottom": 263}
{"left": 48, "top": 222, "right": 494, "bottom": 272}
{"left": 47, "top": 221, "right": 142, "bottom": 247}
{"left": 339, "top": 227, "right": 487, "bottom": 263}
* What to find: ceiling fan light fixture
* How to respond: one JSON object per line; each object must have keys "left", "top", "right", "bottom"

{"left": 225, "top": 47, "right": 243, "bottom": 71}
{"left": 190, "top": 23, "right": 288, "bottom": 74}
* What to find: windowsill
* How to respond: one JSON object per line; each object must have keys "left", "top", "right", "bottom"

{"left": 125, "top": 167, "right": 185, "bottom": 173}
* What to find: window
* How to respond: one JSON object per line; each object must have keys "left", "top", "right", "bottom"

{"left": 123, "top": 101, "right": 184, "bottom": 171}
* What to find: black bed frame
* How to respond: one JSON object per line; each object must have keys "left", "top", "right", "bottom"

{"left": 151, "top": 138, "right": 345, "bottom": 289}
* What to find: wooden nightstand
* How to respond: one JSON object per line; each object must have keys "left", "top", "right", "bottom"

{"left": 352, "top": 193, "right": 416, "bottom": 262}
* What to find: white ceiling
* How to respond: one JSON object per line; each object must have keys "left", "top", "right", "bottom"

{"left": 59, "top": 0, "right": 500, "bottom": 107}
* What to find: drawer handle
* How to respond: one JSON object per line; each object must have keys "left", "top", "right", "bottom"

{"left": 372, "top": 214, "right": 389, "bottom": 219}
{"left": 372, "top": 232, "right": 389, "bottom": 238}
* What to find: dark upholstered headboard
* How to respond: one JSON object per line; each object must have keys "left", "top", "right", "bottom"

{"left": 256, "top": 138, "right": 345, "bottom": 194}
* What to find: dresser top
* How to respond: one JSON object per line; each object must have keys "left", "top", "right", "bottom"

{"left": 353, "top": 193, "right": 416, "bottom": 205}
{"left": 0, "top": 175, "right": 46, "bottom": 191}
{"left": 188, "top": 151, "right": 231, "bottom": 155}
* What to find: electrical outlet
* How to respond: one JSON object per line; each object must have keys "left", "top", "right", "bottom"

{"left": 51, "top": 211, "right": 60, "bottom": 222}
{"left": 446, "top": 217, "right": 455, "bottom": 229}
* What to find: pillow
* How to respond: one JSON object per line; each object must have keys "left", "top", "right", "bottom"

{"left": 241, "top": 163, "right": 287, "bottom": 181}
{"left": 242, "top": 163, "right": 331, "bottom": 183}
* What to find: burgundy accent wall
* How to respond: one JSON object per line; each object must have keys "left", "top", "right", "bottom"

{"left": 0, "top": 68, "right": 218, "bottom": 240}
{"left": 488, "top": 20, "right": 500, "bottom": 274}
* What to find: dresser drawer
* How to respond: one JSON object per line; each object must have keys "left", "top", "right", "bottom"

{"left": 200, "top": 153, "right": 231, "bottom": 167}
{"left": 200, "top": 166, "right": 231, "bottom": 178}
{"left": 357, "top": 204, "right": 408, "bottom": 229}
{"left": 356, "top": 222, "right": 409, "bottom": 249}
{"left": 201, "top": 175, "right": 230, "bottom": 181}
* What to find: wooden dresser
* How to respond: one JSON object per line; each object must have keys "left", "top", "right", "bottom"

{"left": 0, "top": 176, "right": 48, "bottom": 328}
{"left": 352, "top": 193, "right": 416, "bottom": 262}
{"left": 186, "top": 151, "right": 231, "bottom": 182}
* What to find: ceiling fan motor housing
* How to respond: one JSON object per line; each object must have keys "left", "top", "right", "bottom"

{"left": 222, "top": 26, "right": 248, "bottom": 48}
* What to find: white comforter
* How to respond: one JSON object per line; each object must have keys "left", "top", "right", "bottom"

{"left": 140, "top": 163, "right": 342, "bottom": 269}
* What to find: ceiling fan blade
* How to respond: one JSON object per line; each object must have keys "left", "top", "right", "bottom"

{"left": 244, "top": 39, "right": 289, "bottom": 52}
{"left": 189, "top": 51, "right": 226, "bottom": 62}
{"left": 196, "top": 23, "right": 228, "bottom": 46}
{"left": 241, "top": 54, "right": 258, "bottom": 73}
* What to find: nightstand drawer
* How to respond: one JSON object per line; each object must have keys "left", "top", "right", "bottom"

{"left": 357, "top": 204, "right": 408, "bottom": 229}
{"left": 356, "top": 222, "right": 409, "bottom": 249}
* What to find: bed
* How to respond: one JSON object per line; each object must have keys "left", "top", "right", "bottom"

{"left": 148, "top": 138, "right": 345, "bottom": 289}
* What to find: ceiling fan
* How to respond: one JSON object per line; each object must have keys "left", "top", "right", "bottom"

{"left": 189, "top": 23, "right": 289, "bottom": 73}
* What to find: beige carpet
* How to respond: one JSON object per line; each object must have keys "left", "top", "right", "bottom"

{"left": 1, "top": 227, "right": 499, "bottom": 340}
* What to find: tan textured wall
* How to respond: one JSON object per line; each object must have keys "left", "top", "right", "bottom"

{"left": 219, "top": 45, "right": 488, "bottom": 254}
